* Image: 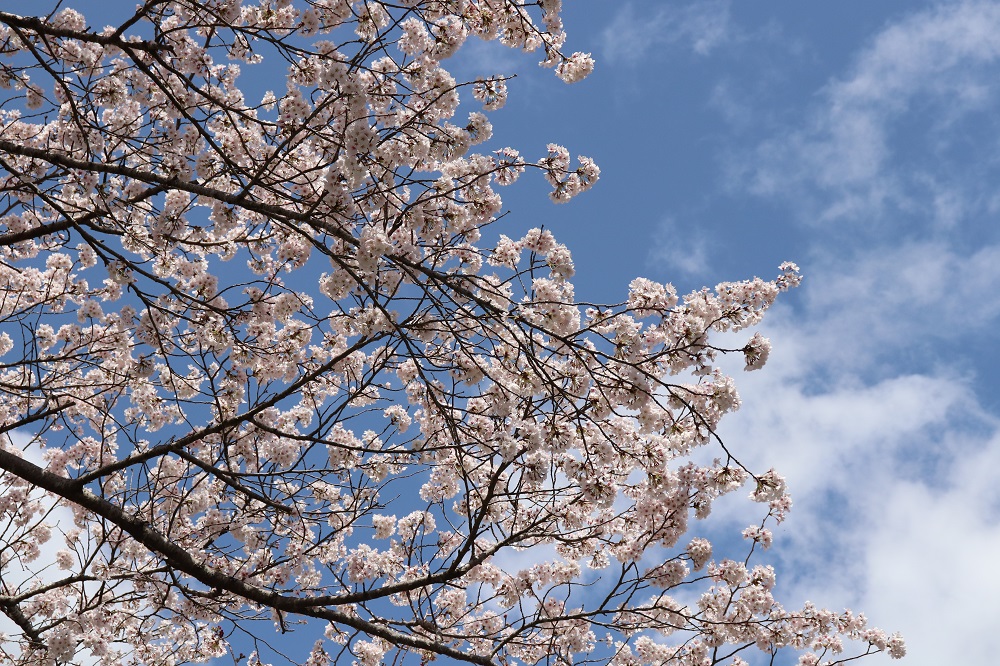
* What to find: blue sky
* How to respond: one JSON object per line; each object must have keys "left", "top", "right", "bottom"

{"left": 483, "top": 2, "right": 1000, "bottom": 663}
{"left": 5, "top": 2, "right": 997, "bottom": 664}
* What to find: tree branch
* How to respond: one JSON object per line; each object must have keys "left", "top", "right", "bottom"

{"left": 0, "top": 449, "right": 493, "bottom": 665}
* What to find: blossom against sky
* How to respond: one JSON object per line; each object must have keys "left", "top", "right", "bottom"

{"left": 7, "top": 1, "right": 996, "bottom": 664}
{"left": 500, "top": 2, "right": 1000, "bottom": 663}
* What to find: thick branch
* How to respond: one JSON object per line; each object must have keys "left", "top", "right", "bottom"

{"left": 0, "top": 12, "right": 171, "bottom": 53}
{"left": 0, "top": 448, "right": 493, "bottom": 665}
{"left": 0, "top": 596, "right": 44, "bottom": 648}
{"left": 0, "top": 140, "right": 315, "bottom": 230}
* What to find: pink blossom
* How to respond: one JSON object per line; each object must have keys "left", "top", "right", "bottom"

{"left": 0, "top": 4, "right": 901, "bottom": 666}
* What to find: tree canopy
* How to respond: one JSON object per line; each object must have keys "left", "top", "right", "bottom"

{"left": 0, "top": 3, "right": 903, "bottom": 666}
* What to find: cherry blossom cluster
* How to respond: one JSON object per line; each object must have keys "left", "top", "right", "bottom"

{"left": 0, "top": 2, "right": 900, "bottom": 666}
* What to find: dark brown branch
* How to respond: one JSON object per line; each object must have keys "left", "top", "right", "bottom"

{"left": 0, "top": 447, "right": 494, "bottom": 666}
{"left": 0, "top": 594, "right": 44, "bottom": 648}
{"left": 0, "top": 11, "right": 171, "bottom": 53}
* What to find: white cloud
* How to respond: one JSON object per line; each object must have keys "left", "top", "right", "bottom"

{"left": 708, "top": 79, "right": 756, "bottom": 131}
{"left": 862, "top": 460, "right": 1000, "bottom": 664}
{"left": 624, "top": 3, "right": 1000, "bottom": 662}
{"left": 798, "top": 241, "right": 1000, "bottom": 369}
{"left": 0, "top": 433, "right": 78, "bottom": 660}
{"left": 703, "top": 4, "right": 1000, "bottom": 654}
{"left": 0, "top": 432, "right": 132, "bottom": 665}
{"left": 708, "top": 238, "right": 1000, "bottom": 664}
{"left": 742, "top": 0, "right": 1000, "bottom": 225}
{"left": 601, "top": 0, "right": 734, "bottom": 64}
{"left": 647, "top": 216, "right": 711, "bottom": 278}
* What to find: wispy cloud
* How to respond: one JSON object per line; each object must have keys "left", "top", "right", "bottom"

{"left": 739, "top": 0, "right": 1000, "bottom": 226}
{"left": 600, "top": 0, "right": 734, "bottom": 64}
{"left": 703, "top": 5, "right": 1000, "bottom": 660}
{"left": 736, "top": 367, "right": 1000, "bottom": 665}
{"left": 800, "top": 241, "right": 1000, "bottom": 370}
{"left": 647, "top": 216, "right": 712, "bottom": 279}
{"left": 615, "top": 2, "right": 1000, "bottom": 662}
{"left": 711, "top": 237, "right": 1000, "bottom": 663}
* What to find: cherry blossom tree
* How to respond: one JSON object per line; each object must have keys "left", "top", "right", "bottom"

{"left": 0, "top": 2, "right": 904, "bottom": 665}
